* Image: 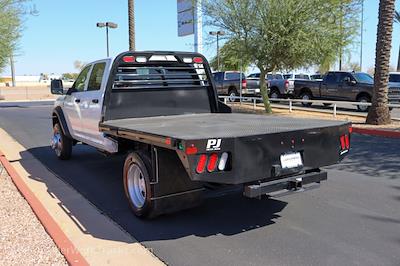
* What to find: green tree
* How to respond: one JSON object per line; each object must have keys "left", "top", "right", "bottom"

{"left": 209, "top": 39, "right": 252, "bottom": 71}
{"left": 0, "top": 0, "right": 24, "bottom": 71}
{"left": 205, "top": 0, "right": 361, "bottom": 113}
{"left": 366, "top": 0, "right": 395, "bottom": 125}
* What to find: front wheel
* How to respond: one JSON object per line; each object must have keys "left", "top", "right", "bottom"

{"left": 123, "top": 152, "right": 154, "bottom": 218}
{"left": 51, "top": 123, "right": 72, "bottom": 160}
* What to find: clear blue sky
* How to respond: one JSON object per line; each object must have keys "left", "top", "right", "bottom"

{"left": 2, "top": 0, "right": 400, "bottom": 76}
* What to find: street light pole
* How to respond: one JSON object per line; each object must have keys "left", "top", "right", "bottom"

{"left": 10, "top": 55, "right": 16, "bottom": 87}
{"left": 106, "top": 26, "right": 110, "bottom": 57}
{"left": 209, "top": 31, "right": 225, "bottom": 71}
{"left": 97, "top": 22, "right": 118, "bottom": 57}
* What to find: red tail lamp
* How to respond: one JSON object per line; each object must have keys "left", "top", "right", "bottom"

{"left": 196, "top": 155, "right": 207, "bottom": 174}
{"left": 123, "top": 56, "right": 135, "bottom": 63}
{"left": 340, "top": 134, "right": 350, "bottom": 150}
{"left": 193, "top": 57, "right": 203, "bottom": 64}
{"left": 340, "top": 135, "right": 346, "bottom": 150}
{"left": 207, "top": 153, "right": 219, "bottom": 172}
{"left": 344, "top": 134, "right": 350, "bottom": 149}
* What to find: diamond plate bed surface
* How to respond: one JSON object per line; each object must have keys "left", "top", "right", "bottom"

{"left": 101, "top": 113, "right": 348, "bottom": 140}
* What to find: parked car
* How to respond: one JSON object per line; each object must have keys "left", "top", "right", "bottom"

{"left": 49, "top": 51, "right": 351, "bottom": 218}
{"left": 294, "top": 71, "right": 398, "bottom": 111}
{"left": 213, "top": 71, "right": 258, "bottom": 101}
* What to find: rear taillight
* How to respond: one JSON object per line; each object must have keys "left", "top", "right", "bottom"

{"left": 196, "top": 154, "right": 207, "bottom": 174}
{"left": 284, "top": 80, "right": 289, "bottom": 89}
{"left": 242, "top": 79, "right": 247, "bottom": 88}
{"left": 340, "top": 134, "right": 350, "bottom": 151}
{"left": 195, "top": 152, "right": 229, "bottom": 174}
{"left": 207, "top": 153, "right": 218, "bottom": 172}
{"left": 344, "top": 134, "right": 350, "bottom": 149}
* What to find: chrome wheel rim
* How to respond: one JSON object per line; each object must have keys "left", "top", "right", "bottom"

{"left": 229, "top": 92, "right": 236, "bottom": 102}
{"left": 51, "top": 130, "right": 62, "bottom": 157}
{"left": 127, "top": 164, "right": 146, "bottom": 208}
{"left": 271, "top": 92, "right": 279, "bottom": 99}
{"left": 358, "top": 99, "right": 368, "bottom": 111}
{"left": 302, "top": 94, "right": 310, "bottom": 105}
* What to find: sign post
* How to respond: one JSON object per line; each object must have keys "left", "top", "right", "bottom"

{"left": 177, "top": 0, "right": 202, "bottom": 54}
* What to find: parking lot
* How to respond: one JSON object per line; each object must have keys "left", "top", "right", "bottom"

{"left": 0, "top": 101, "right": 399, "bottom": 266}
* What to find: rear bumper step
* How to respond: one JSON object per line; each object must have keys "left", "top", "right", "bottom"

{"left": 243, "top": 170, "right": 327, "bottom": 198}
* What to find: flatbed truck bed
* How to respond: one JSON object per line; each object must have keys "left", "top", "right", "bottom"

{"left": 100, "top": 113, "right": 346, "bottom": 140}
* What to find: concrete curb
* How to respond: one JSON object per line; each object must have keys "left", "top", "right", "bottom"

{"left": 0, "top": 150, "right": 89, "bottom": 266}
{"left": 352, "top": 127, "right": 400, "bottom": 138}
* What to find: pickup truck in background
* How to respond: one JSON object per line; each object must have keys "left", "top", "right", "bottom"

{"left": 389, "top": 72, "right": 400, "bottom": 105}
{"left": 50, "top": 51, "right": 351, "bottom": 218}
{"left": 213, "top": 71, "right": 259, "bottom": 101}
{"left": 247, "top": 73, "right": 293, "bottom": 99}
{"left": 294, "top": 71, "right": 398, "bottom": 111}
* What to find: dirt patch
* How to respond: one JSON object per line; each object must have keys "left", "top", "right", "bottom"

{"left": 0, "top": 162, "right": 67, "bottom": 266}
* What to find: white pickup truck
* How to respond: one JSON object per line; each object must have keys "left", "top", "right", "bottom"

{"left": 50, "top": 51, "right": 351, "bottom": 218}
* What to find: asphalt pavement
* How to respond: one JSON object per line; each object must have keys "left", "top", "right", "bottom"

{"left": 0, "top": 102, "right": 399, "bottom": 266}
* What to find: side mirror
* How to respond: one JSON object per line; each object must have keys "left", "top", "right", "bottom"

{"left": 50, "top": 79, "right": 64, "bottom": 95}
{"left": 350, "top": 80, "right": 357, "bottom": 85}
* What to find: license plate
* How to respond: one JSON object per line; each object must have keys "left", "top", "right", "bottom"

{"left": 280, "top": 152, "right": 303, "bottom": 169}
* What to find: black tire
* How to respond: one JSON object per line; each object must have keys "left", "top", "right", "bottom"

{"left": 228, "top": 88, "right": 238, "bottom": 102}
{"left": 300, "top": 91, "right": 312, "bottom": 107}
{"left": 123, "top": 151, "right": 154, "bottom": 218}
{"left": 269, "top": 88, "right": 281, "bottom": 102}
{"left": 356, "top": 95, "right": 371, "bottom": 112}
{"left": 52, "top": 123, "right": 72, "bottom": 160}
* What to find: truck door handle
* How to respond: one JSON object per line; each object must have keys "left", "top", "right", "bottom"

{"left": 75, "top": 99, "right": 81, "bottom": 103}
{"left": 92, "top": 99, "right": 99, "bottom": 104}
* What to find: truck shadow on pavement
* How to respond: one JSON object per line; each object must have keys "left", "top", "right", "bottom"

{"left": 325, "top": 134, "right": 400, "bottom": 179}
{"left": 20, "top": 145, "right": 288, "bottom": 243}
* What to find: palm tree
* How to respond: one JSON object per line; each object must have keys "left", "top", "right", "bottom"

{"left": 366, "top": 0, "right": 395, "bottom": 125}
{"left": 128, "top": 0, "right": 135, "bottom": 51}
{"left": 395, "top": 10, "right": 400, "bottom": 71}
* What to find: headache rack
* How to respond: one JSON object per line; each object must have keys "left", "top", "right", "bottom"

{"left": 113, "top": 55, "right": 210, "bottom": 91}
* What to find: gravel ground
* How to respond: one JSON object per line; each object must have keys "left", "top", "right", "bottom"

{"left": 0, "top": 162, "right": 67, "bottom": 266}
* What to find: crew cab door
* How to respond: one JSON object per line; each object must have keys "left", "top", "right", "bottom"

{"left": 79, "top": 61, "right": 108, "bottom": 145}
{"left": 337, "top": 72, "right": 357, "bottom": 100}
{"left": 63, "top": 65, "right": 92, "bottom": 139}
{"left": 321, "top": 72, "right": 340, "bottom": 99}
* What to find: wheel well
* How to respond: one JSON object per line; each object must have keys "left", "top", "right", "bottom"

{"left": 270, "top": 87, "right": 280, "bottom": 93}
{"left": 356, "top": 92, "right": 371, "bottom": 101}
{"left": 52, "top": 113, "right": 59, "bottom": 126}
{"left": 300, "top": 88, "right": 312, "bottom": 97}
{"left": 228, "top": 86, "right": 237, "bottom": 93}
